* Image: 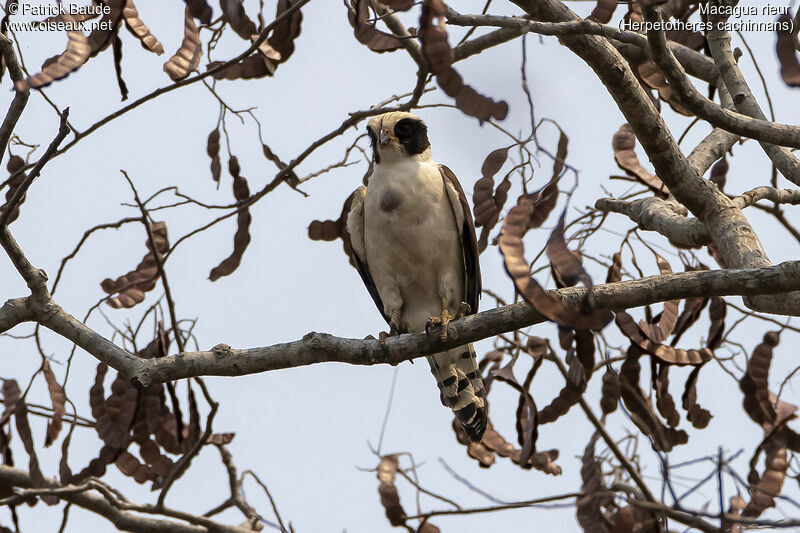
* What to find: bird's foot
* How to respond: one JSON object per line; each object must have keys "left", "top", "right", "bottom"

{"left": 456, "top": 301, "right": 471, "bottom": 319}
{"left": 426, "top": 309, "right": 454, "bottom": 341}
{"left": 379, "top": 320, "right": 401, "bottom": 345}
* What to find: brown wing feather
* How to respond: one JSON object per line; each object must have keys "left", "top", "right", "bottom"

{"left": 343, "top": 189, "right": 391, "bottom": 325}
{"left": 440, "top": 165, "right": 482, "bottom": 315}
{"left": 351, "top": 252, "right": 390, "bottom": 325}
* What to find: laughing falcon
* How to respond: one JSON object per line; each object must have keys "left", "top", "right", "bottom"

{"left": 346, "top": 112, "right": 487, "bottom": 442}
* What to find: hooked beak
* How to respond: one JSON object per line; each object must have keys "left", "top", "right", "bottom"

{"left": 379, "top": 128, "right": 396, "bottom": 147}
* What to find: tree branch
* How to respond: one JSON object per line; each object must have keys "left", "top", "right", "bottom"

{"left": 733, "top": 187, "right": 800, "bottom": 209}
{"left": 546, "top": 352, "right": 656, "bottom": 503}
{"left": 34, "top": 299, "right": 144, "bottom": 377}
{"left": 642, "top": 7, "right": 800, "bottom": 151}
{"left": 5, "top": 0, "right": 313, "bottom": 182}
{"left": 121, "top": 171, "right": 185, "bottom": 354}
{"left": 687, "top": 126, "right": 739, "bottom": 176}
{"left": 156, "top": 389, "right": 218, "bottom": 508}
{"left": 704, "top": 8, "right": 800, "bottom": 185}
{"left": 0, "top": 34, "right": 29, "bottom": 163}
{"left": 0, "top": 466, "right": 248, "bottom": 533}
{"left": 371, "top": 0, "right": 423, "bottom": 65}
{"left": 403, "top": 490, "right": 592, "bottom": 519}
{"left": 511, "top": 0, "right": 800, "bottom": 315}
{"left": 631, "top": 498, "right": 800, "bottom": 531}
{"left": 629, "top": 499, "right": 719, "bottom": 533}
{"left": 445, "top": 8, "right": 719, "bottom": 84}
{"left": 452, "top": 26, "right": 525, "bottom": 62}
{"left": 0, "top": 225, "right": 49, "bottom": 300}
{"left": 0, "top": 297, "right": 34, "bottom": 333}
{"left": 0, "top": 108, "right": 71, "bottom": 228}
{"left": 20, "top": 262, "right": 799, "bottom": 388}
{"left": 213, "top": 447, "right": 261, "bottom": 529}
{"left": 596, "top": 187, "right": 800, "bottom": 247}
{"left": 596, "top": 197, "right": 708, "bottom": 248}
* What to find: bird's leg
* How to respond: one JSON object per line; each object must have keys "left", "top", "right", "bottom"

{"left": 426, "top": 298, "right": 454, "bottom": 341}
{"left": 456, "top": 301, "right": 471, "bottom": 319}
{"left": 379, "top": 309, "right": 402, "bottom": 345}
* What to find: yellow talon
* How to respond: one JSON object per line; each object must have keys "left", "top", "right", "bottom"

{"left": 426, "top": 309, "right": 454, "bottom": 341}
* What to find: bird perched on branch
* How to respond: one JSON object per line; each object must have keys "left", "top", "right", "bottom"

{"left": 346, "top": 112, "right": 487, "bottom": 442}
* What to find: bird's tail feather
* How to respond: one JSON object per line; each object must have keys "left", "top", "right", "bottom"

{"left": 427, "top": 343, "right": 487, "bottom": 442}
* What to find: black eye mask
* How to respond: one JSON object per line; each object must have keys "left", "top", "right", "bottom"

{"left": 394, "top": 118, "right": 430, "bottom": 155}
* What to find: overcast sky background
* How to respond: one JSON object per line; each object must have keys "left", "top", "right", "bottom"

{"left": 1, "top": 1, "right": 800, "bottom": 531}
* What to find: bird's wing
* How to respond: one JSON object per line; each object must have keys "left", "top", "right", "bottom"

{"left": 344, "top": 186, "right": 390, "bottom": 324}
{"left": 440, "top": 165, "right": 481, "bottom": 315}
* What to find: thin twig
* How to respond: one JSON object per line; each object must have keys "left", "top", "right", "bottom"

{"left": 120, "top": 170, "right": 185, "bottom": 354}
{"left": 404, "top": 491, "right": 595, "bottom": 520}
{"left": 546, "top": 351, "right": 656, "bottom": 502}
{"left": 0, "top": 34, "right": 29, "bottom": 163}
{"left": 5, "top": 0, "right": 314, "bottom": 183}
{"left": 243, "top": 470, "right": 288, "bottom": 533}
{"left": 155, "top": 388, "right": 219, "bottom": 508}
{"left": 1, "top": 108, "right": 70, "bottom": 227}
{"left": 377, "top": 366, "right": 400, "bottom": 455}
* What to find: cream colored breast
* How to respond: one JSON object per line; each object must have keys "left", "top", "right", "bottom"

{"left": 366, "top": 162, "right": 442, "bottom": 222}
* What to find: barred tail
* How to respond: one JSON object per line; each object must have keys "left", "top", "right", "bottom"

{"left": 427, "top": 343, "right": 487, "bottom": 442}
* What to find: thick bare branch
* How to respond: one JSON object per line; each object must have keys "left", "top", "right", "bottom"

{"left": 596, "top": 197, "right": 708, "bottom": 248}
{"left": 0, "top": 297, "right": 34, "bottom": 333}
{"left": 614, "top": 39, "right": 719, "bottom": 85}
{"left": 89, "top": 261, "right": 800, "bottom": 386}
{"left": 704, "top": 12, "right": 800, "bottom": 184}
{"left": 0, "top": 226, "right": 49, "bottom": 300}
{"left": 35, "top": 299, "right": 144, "bottom": 376}
{"left": 512, "top": 0, "right": 800, "bottom": 315}
{"left": 734, "top": 187, "right": 800, "bottom": 209}
{"left": 5, "top": 260, "right": 800, "bottom": 387}
{"left": 445, "top": 9, "right": 718, "bottom": 83}
{"left": 6, "top": 2, "right": 800, "bottom": 531}
{"left": 642, "top": 7, "right": 800, "bottom": 151}
{"left": 452, "top": 26, "right": 525, "bottom": 62}
{"left": 597, "top": 188, "right": 800, "bottom": 247}
{"left": 687, "top": 127, "right": 739, "bottom": 176}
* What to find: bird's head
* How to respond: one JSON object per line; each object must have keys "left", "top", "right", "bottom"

{"left": 366, "top": 112, "right": 430, "bottom": 164}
